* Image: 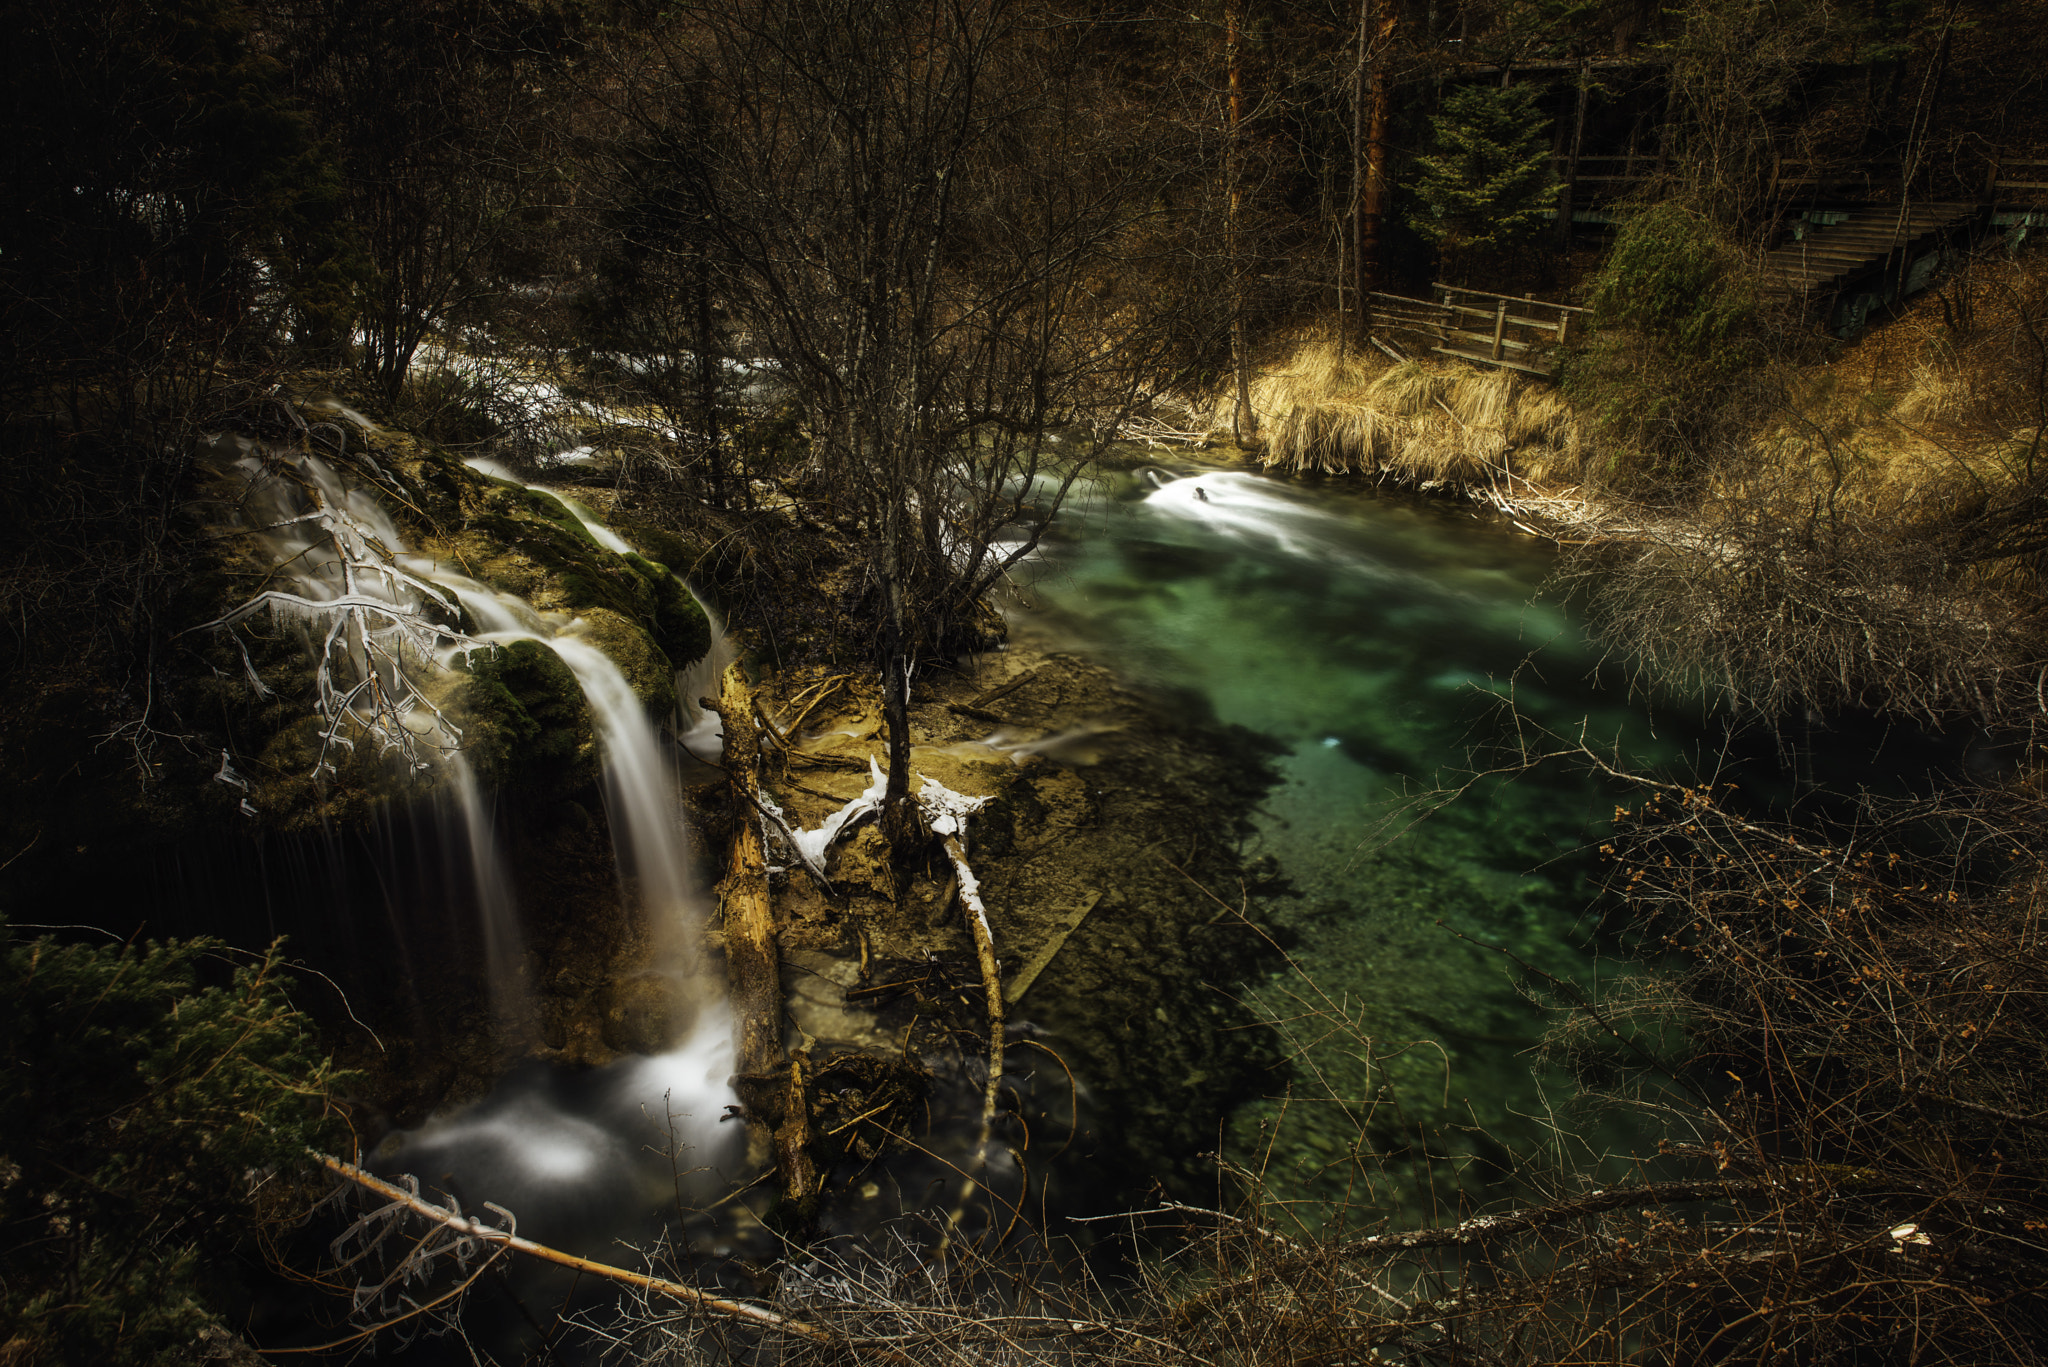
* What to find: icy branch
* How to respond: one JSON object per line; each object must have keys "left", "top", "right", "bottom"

{"left": 194, "top": 452, "right": 481, "bottom": 776}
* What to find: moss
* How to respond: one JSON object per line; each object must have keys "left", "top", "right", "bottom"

{"left": 492, "top": 483, "right": 604, "bottom": 551}
{"left": 623, "top": 552, "right": 711, "bottom": 669}
{"left": 609, "top": 517, "right": 707, "bottom": 580}
{"left": 571, "top": 608, "right": 678, "bottom": 714}
{"left": 450, "top": 639, "right": 599, "bottom": 795}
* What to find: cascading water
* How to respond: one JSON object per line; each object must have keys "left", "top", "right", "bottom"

{"left": 548, "top": 635, "right": 705, "bottom": 975}
{"left": 467, "top": 460, "right": 734, "bottom": 762}
{"left": 216, "top": 435, "right": 741, "bottom": 1243}
{"left": 445, "top": 753, "right": 526, "bottom": 1027}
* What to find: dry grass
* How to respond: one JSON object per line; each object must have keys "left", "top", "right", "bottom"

{"left": 1211, "top": 336, "right": 1584, "bottom": 487}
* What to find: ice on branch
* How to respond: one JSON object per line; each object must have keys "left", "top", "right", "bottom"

{"left": 191, "top": 449, "right": 480, "bottom": 776}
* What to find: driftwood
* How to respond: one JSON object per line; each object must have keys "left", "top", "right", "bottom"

{"left": 1003, "top": 889, "right": 1102, "bottom": 1004}
{"left": 1163, "top": 1176, "right": 1779, "bottom": 1328}
{"left": 708, "top": 662, "right": 819, "bottom": 1213}
{"left": 920, "top": 780, "right": 1003, "bottom": 1256}
{"left": 313, "top": 1153, "right": 834, "bottom": 1344}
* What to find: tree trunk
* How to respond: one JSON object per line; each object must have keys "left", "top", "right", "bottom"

{"left": 1357, "top": 0, "right": 1394, "bottom": 323}
{"left": 1227, "top": 0, "right": 1257, "bottom": 447}
{"left": 1555, "top": 56, "right": 1590, "bottom": 253}
{"left": 877, "top": 499, "right": 923, "bottom": 875}
{"left": 714, "top": 662, "right": 818, "bottom": 1215}
{"left": 1351, "top": 0, "right": 1367, "bottom": 344}
{"left": 694, "top": 256, "right": 725, "bottom": 504}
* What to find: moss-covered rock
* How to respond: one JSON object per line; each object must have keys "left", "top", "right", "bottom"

{"left": 570, "top": 608, "right": 678, "bottom": 714}
{"left": 450, "top": 640, "right": 600, "bottom": 795}
{"left": 622, "top": 552, "right": 711, "bottom": 670}
{"left": 609, "top": 518, "right": 706, "bottom": 581}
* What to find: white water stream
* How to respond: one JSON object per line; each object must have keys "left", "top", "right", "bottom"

{"left": 221, "top": 441, "right": 739, "bottom": 1213}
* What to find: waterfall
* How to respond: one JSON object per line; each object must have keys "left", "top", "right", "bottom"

{"left": 468, "top": 461, "right": 733, "bottom": 763}
{"left": 446, "top": 753, "right": 527, "bottom": 1028}
{"left": 546, "top": 636, "right": 705, "bottom": 978}
{"left": 222, "top": 442, "right": 727, "bottom": 1045}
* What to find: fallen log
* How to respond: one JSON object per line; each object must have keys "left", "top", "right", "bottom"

{"left": 920, "top": 778, "right": 1003, "bottom": 1257}
{"left": 709, "top": 662, "right": 818, "bottom": 1214}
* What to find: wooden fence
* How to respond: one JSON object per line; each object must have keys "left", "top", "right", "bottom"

{"left": 1990, "top": 159, "right": 2048, "bottom": 200}
{"left": 1367, "top": 285, "right": 1587, "bottom": 379}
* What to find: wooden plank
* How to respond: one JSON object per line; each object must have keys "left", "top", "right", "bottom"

{"left": 1433, "top": 283, "right": 1588, "bottom": 313}
{"left": 1003, "top": 890, "right": 1102, "bottom": 1004}
{"left": 1445, "top": 328, "right": 1540, "bottom": 353}
{"left": 1430, "top": 346, "right": 1555, "bottom": 377}
{"left": 1441, "top": 304, "right": 1570, "bottom": 332}
{"left": 1779, "top": 245, "right": 1888, "bottom": 260}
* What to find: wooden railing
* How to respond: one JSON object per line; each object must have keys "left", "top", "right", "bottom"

{"left": 1367, "top": 286, "right": 1587, "bottom": 379}
{"left": 1990, "top": 159, "right": 2048, "bottom": 198}
{"left": 1766, "top": 152, "right": 2048, "bottom": 203}
{"left": 1549, "top": 153, "right": 1657, "bottom": 189}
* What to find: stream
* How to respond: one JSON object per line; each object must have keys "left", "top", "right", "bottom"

{"left": 1006, "top": 461, "right": 1676, "bottom": 1222}
{"left": 1008, "top": 457, "right": 1974, "bottom": 1224}
{"left": 231, "top": 442, "right": 1976, "bottom": 1355}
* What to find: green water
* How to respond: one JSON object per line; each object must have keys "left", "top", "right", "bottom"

{"left": 1011, "top": 461, "right": 1694, "bottom": 1228}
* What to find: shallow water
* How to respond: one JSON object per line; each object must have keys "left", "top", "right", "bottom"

{"left": 1010, "top": 461, "right": 1705, "bottom": 1225}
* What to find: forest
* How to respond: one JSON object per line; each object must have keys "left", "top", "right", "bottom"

{"left": 5, "top": 0, "right": 2048, "bottom": 1362}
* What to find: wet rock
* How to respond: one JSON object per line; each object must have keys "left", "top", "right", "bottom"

{"left": 452, "top": 638, "right": 600, "bottom": 793}
{"left": 600, "top": 970, "right": 680, "bottom": 1054}
{"left": 573, "top": 608, "right": 678, "bottom": 714}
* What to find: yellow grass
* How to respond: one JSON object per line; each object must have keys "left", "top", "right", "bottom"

{"left": 1213, "top": 336, "right": 1584, "bottom": 487}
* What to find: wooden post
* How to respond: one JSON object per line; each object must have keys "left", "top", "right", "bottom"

{"left": 1491, "top": 297, "right": 1508, "bottom": 360}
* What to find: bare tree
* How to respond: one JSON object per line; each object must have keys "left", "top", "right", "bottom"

{"left": 607, "top": 0, "right": 1185, "bottom": 860}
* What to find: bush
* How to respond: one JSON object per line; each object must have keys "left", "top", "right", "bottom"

{"left": 1565, "top": 201, "right": 1769, "bottom": 489}
{"left": 0, "top": 923, "right": 345, "bottom": 1365}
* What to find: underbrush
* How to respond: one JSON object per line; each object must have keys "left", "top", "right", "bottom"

{"left": 1568, "top": 243, "right": 2048, "bottom": 729}
{"left": 1211, "top": 336, "right": 1584, "bottom": 487}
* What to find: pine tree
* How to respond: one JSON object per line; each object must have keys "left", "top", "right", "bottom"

{"left": 1408, "top": 83, "right": 1561, "bottom": 278}
{"left": 0, "top": 923, "right": 347, "bottom": 1365}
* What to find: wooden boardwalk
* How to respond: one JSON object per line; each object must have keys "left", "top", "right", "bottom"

{"left": 1762, "top": 202, "right": 1980, "bottom": 300}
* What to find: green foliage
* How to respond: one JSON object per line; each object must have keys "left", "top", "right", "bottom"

{"left": 0, "top": 924, "right": 345, "bottom": 1365}
{"left": 453, "top": 639, "right": 599, "bottom": 794}
{"left": 1408, "top": 83, "right": 1561, "bottom": 268}
{"left": 1565, "top": 200, "right": 1767, "bottom": 486}
{"left": 1591, "top": 201, "right": 1760, "bottom": 352}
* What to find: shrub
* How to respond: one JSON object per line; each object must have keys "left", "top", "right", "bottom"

{"left": 1565, "top": 200, "right": 1768, "bottom": 489}
{"left": 0, "top": 924, "right": 346, "bottom": 1365}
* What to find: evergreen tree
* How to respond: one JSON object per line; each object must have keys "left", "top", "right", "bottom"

{"left": 0, "top": 923, "right": 346, "bottom": 1365}
{"left": 1408, "top": 83, "right": 1561, "bottom": 278}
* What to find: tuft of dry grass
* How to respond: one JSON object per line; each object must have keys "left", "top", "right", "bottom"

{"left": 1212, "top": 336, "right": 1583, "bottom": 487}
